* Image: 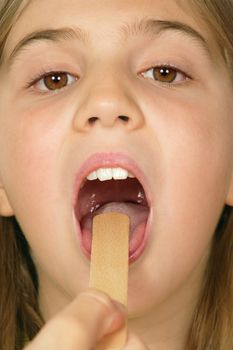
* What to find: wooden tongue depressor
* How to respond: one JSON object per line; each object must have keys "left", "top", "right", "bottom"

{"left": 89, "top": 212, "right": 130, "bottom": 350}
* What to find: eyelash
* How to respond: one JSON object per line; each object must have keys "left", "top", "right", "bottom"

{"left": 140, "top": 64, "right": 191, "bottom": 85}
{"left": 25, "top": 69, "right": 79, "bottom": 92}
{"left": 25, "top": 64, "right": 191, "bottom": 93}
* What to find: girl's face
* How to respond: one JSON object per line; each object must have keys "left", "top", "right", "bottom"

{"left": 0, "top": 0, "right": 233, "bottom": 325}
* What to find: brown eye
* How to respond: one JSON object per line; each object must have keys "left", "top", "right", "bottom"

{"left": 142, "top": 65, "right": 187, "bottom": 84}
{"left": 34, "top": 72, "right": 77, "bottom": 92}
{"left": 153, "top": 67, "right": 177, "bottom": 83}
{"left": 44, "top": 72, "right": 69, "bottom": 90}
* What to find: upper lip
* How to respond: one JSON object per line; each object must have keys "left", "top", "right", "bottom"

{"left": 72, "top": 151, "right": 152, "bottom": 209}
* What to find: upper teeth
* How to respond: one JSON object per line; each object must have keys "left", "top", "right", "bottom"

{"left": 87, "top": 167, "right": 135, "bottom": 181}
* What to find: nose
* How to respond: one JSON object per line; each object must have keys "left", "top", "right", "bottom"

{"left": 72, "top": 75, "right": 144, "bottom": 132}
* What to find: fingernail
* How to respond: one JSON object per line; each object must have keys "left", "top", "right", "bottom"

{"left": 112, "top": 300, "right": 127, "bottom": 314}
{"left": 108, "top": 302, "right": 126, "bottom": 333}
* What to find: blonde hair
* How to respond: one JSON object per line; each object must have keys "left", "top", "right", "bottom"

{"left": 0, "top": 1, "right": 232, "bottom": 349}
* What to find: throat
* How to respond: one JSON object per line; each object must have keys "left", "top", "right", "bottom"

{"left": 76, "top": 178, "right": 148, "bottom": 220}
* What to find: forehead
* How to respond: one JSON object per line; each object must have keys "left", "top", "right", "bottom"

{"left": 6, "top": 0, "right": 212, "bottom": 45}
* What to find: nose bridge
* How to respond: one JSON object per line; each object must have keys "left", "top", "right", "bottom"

{"left": 73, "top": 69, "right": 144, "bottom": 132}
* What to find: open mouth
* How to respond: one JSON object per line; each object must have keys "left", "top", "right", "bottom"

{"left": 74, "top": 167, "right": 151, "bottom": 262}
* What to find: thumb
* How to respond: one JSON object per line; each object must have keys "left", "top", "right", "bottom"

{"left": 25, "top": 289, "right": 126, "bottom": 350}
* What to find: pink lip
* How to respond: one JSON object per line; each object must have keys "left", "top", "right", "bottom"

{"left": 72, "top": 152, "right": 153, "bottom": 263}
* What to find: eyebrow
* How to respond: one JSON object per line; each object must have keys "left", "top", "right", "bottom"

{"left": 5, "top": 18, "right": 211, "bottom": 68}
{"left": 6, "top": 27, "right": 88, "bottom": 67}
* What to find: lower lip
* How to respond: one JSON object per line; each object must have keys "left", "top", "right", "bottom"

{"left": 74, "top": 208, "right": 152, "bottom": 264}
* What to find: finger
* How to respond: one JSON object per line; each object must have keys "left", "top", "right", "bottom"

{"left": 124, "top": 332, "right": 149, "bottom": 350}
{"left": 25, "top": 289, "right": 126, "bottom": 350}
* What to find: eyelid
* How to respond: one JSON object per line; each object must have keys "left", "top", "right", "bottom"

{"left": 26, "top": 70, "right": 79, "bottom": 92}
{"left": 141, "top": 63, "right": 192, "bottom": 82}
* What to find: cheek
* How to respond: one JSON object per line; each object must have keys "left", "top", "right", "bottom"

{"left": 140, "top": 86, "right": 233, "bottom": 209}
{"left": 0, "top": 102, "right": 70, "bottom": 214}
{"left": 130, "top": 86, "right": 233, "bottom": 303}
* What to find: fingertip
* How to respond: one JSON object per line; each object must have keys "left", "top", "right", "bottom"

{"left": 82, "top": 288, "right": 126, "bottom": 315}
{"left": 78, "top": 289, "right": 126, "bottom": 335}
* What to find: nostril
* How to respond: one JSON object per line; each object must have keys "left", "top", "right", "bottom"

{"left": 88, "top": 115, "right": 129, "bottom": 125}
{"left": 88, "top": 117, "right": 99, "bottom": 125}
{"left": 118, "top": 115, "right": 129, "bottom": 122}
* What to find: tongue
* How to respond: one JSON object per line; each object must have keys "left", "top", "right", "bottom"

{"left": 80, "top": 202, "right": 149, "bottom": 256}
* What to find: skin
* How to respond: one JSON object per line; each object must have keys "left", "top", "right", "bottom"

{"left": 0, "top": 0, "right": 233, "bottom": 348}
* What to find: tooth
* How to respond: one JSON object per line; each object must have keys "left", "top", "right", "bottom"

{"left": 87, "top": 171, "right": 98, "bottom": 180}
{"left": 112, "top": 168, "right": 128, "bottom": 180}
{"left": 87, "top": 167, "right": 135, "bottom": 182}
{"left": 97, "top": 168, "right": 113, "bottom": 181}
{"left": 128, "top": 172, "right": 135, "bottom": 178}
